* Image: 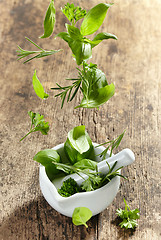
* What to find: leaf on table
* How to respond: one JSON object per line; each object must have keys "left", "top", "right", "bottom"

{"left": 72, "top": 207, "right": 92, "bottom": 228}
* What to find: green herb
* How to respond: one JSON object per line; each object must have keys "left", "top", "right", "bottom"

{"left": 51, "top": 77, "right": 81, "bottom": 109}
{"left": 64, "top": 125, "right": 93, "bottom": 164}
{"left": 53, "top": 62, "right": 115, "bottom": 109}
{"left": 57, "top": 3, "right": 117, "bottom": 65}
{"left": 17, "top": 37, "right": 62, "bottom": 63}
{"left": 116, "top": 199, "right": 140, "bottom": 229}
{"left": 72, "top": 207, "right": 92, "bottom": 228}
{"left": 20, "top": 111, "right": 49, "bottom": 141}
{"left": 33, "top": 149, "right": 61, "bottom": 180}
{"left": 96, "top": 130, "right": 126, "bottom": 159}
{"left": 81, "top": 161, "right": 126, "bottom": 191}
{"left": 61, "top": 3, "right": 86, "bottom": 26}
{"left": 58, "top": 178, "right": 80, "bottom": 197}
{"left": 33, "top": 149, "right": 100, "bottom": 183}
{"left": 80, "top": 3, "right": 113, "bottom": 36}
{"left": 32, "top": 70, "right": 49, "bottom": 99}
{"left": 40, "top": 0, "right": 55, "bottom": 38}
{"left": 73, "top": 159, "right": 97, "bottom": 171}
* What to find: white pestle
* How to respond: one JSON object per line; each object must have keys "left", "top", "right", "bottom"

{"left": 53, "top": 148, "right": 135, "bottom": 189}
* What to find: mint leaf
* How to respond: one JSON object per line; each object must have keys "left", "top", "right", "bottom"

{"left": 40, "top": 0, "right": 55, "bottom": 38}
{"left": 32, "top": 70, "right": 49, "bottom": 99}
{"left": 81, "top": 3, "right": 112, "bottom": 36}
{"left": 72, "top": 207, "right": 92, "bottom": 228}
{"left": 20, "top": 111, "right": 49, "bottom": 141}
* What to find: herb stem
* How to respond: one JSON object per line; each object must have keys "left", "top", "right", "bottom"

{"left": 20, "top": 130, "right": 33, "bottom": 142}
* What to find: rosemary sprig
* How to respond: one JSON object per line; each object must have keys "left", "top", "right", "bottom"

{"left": 51, "top": 78, "right": 82, "bottom": 108}
{"left": 16, "top": 37, "right": 62, "bottom": 63}
{"left": 96, "top": 130, "right": 126, "bottom": 159}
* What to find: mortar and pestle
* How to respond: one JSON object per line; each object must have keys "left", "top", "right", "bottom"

{"left": 39, "top": 143, "right": 135, "bottom": 217}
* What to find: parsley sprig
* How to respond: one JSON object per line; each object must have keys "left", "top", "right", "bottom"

{"left": 116, "top": 199, "right": 140, "bottom": 229}
{"left": 20, "top": 111, "right": 49, "bottom": 141}
{"left": 17, "top": 37, "right": 62, "bottom": 64}
{"left": 61, "top": 3, "right": 86, "bottom": 26}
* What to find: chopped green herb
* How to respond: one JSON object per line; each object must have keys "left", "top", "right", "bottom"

{"left": 58, "top": 178, "right": 80, "bottom": 197}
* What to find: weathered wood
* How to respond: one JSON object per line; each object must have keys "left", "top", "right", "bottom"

{"left": 0, "top": 0, "right": 161, "bottom": 239}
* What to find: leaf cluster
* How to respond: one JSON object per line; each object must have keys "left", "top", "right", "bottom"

{"left": 116, "top": 199, "right": 140, "bottom": 229}
{"left": 20, "top": 111, "right": 49, "bottom": 141}
{"left": 52, "top": 62, "right": 115, "bottom": 109}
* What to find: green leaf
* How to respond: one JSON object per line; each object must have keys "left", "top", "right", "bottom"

{"left": 73, "top": 159, "right": 97, "bottom": 171}
{"left": 33, "top": 149, "right": 60, "bottom": 166}
{"left": 91, "top": 32, "right": 118, "bottom": 48}
{"left": 64, "top": 125, "right": 93, "bottom": 164}
{"left": 72, "top": 207, "right": 92, "bottom": 228}
{"left": 80, "top": 3, "right": 112, "bottom": 36}
{"left": 66, "top": 24, "right": 83, "bottom": 40}
{"left": 68, "top": 40, "right": 92, "bottom": 65}
{"left": 68, "top": 126, "right": 90, "bottom": 154}
{"left": 55, "top": 32, "right": 72, "bottom": 43}
{"left": 76, "top": 83, "right": 115, "bottom": 108}
{"left": 40, "top": 0, "right": 55, "bottom": 38}
{"left": 32, "top": 70, "right": 49, "bottom": 99}
{"left": 81, "top": 178, "right": 94, "bottom": 192}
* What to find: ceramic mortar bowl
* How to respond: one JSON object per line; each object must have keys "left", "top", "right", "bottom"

{"left": 39, "top": 143, "right": 121, "bottom": 217}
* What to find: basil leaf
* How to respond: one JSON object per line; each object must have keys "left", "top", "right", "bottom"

{"left": 73, "top": 159, "right": 97, "bottom": 171}
{"left": 66, "top": 24, "right": 83, "bottom": 40}
{"left": 76, "top": 83, "right": 115, "bottom": 109}
{"left": 40, "top": 0, "right": 55, "bottom": 38}
{"left": 68, "top": 126, "right": 90, "bottom": 154}
{"left": 68, "top": 40, "right": 92, "bottom": 65}
{"left": 80, "top": 3, "right": 112, "bottom": 36}
{"left": 55, "top": 32, "right": 72, "bottom": 43}
{"left": 64, "top": 125, "right": 93, "bottom": 164}
{"left": 33, "top": 149, "right": 60, "bottom": 166}
{"left": 72, "top": 207, "right": 92, "bottom": 228}
{"left": 91, "top": 32, "right": 118, "bottom": 48}
{"left": 32, "top": 70, "right": 49, "bottom": 99}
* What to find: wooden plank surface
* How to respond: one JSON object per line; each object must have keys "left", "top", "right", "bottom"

{"left": 0, "top": 0, "right": 161, "bottom": 239}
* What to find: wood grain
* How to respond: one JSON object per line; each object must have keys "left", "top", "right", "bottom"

{"left": 0, "top": 0, "right": 161, "bottom": 239}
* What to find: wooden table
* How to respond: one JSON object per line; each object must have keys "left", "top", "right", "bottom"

{"left": 0, "top": 0, "right": 161, "bottom": 239}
